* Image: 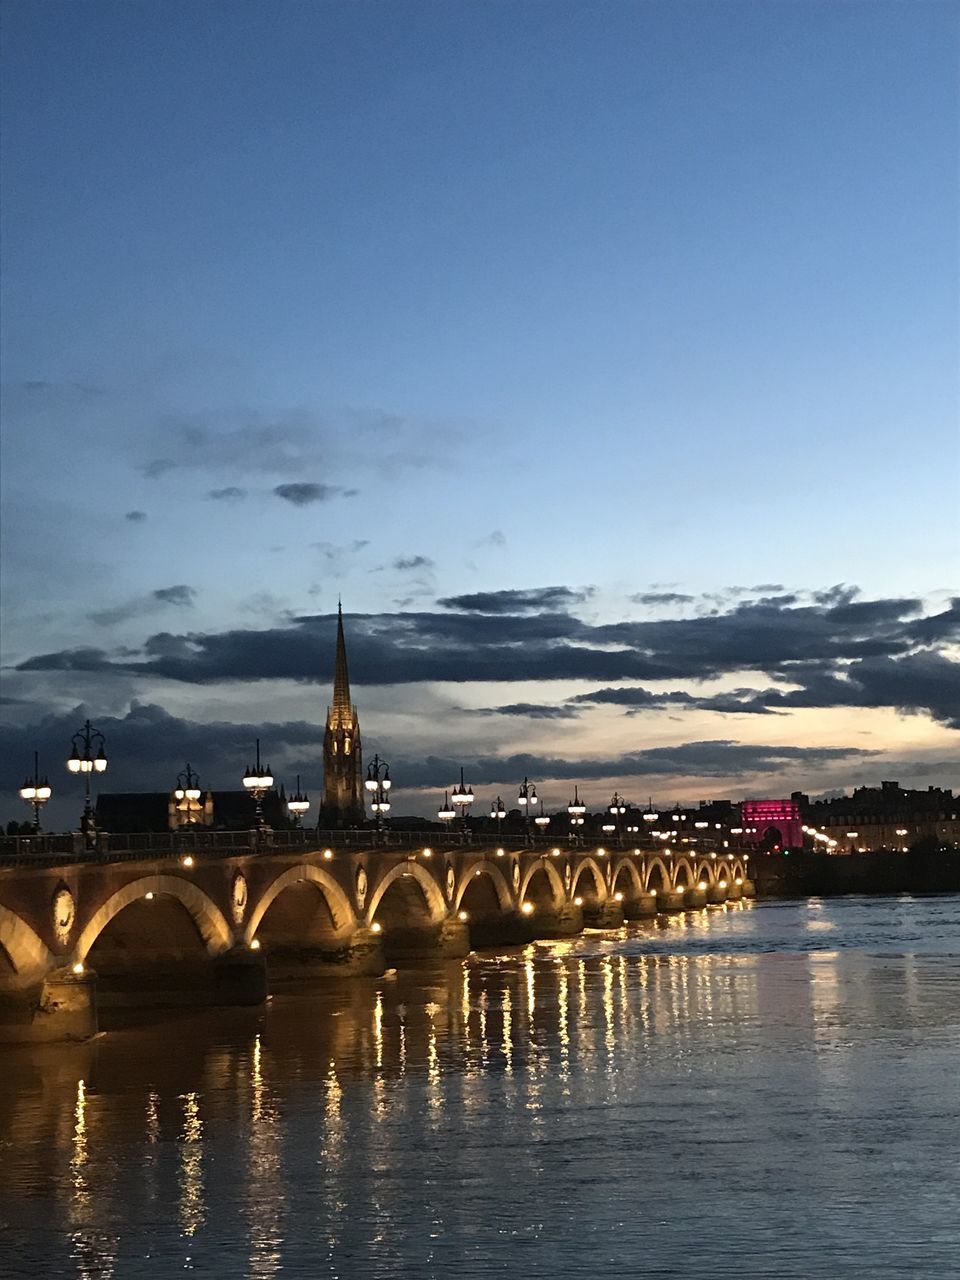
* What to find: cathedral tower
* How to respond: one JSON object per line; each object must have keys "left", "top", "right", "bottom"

{"left": 322, "top": 604, "right": 364, "bottom": 825}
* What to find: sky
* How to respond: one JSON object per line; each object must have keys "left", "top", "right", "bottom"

{"left": 1, "top": 0, "right": 958, "bottom": 827}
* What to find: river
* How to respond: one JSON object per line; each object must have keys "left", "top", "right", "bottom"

{"left": 1, "top": 895, "right": 959, "bottom": 1278}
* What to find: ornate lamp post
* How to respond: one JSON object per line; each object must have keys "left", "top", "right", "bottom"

{"left": 534, "top": 807, "right": 551, "bottom": 836}
{"left": 518, "top": 776, "right": 539, "bottom": 845}
{"left": 66, "top": 719, "right": 107, "bottom": 845}
{"left": 490, "top": 796, "right": 506, "bottom": 838}
{"left": 364, "top": 754, "right": 391, "bottom": 840}
{"left": 567, "top": 785, "right": 586, "bottom": 844}
{"left": 609, "top": 791, "right": 627, "bottom": 846}
{"left": 173, "top": 763, "right": 203, "bottom": 828}
{"left": 19, "top": 751, "right": 52, "bottom": 833}
{"left": 438, "top": 791, "right": 456, "bottom": 827}
{"left": 287, "top": 774, "right": 311, "bottom": 827}
{"left": 242, "top": 739, "right": 274, "bottom": 835}
{"left": 451, "top": 767, "right": 474, "bottom": 837}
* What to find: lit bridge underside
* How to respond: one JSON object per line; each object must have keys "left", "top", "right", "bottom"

{"left": 0, "top": 832, "right": 754, "bottom": 1042}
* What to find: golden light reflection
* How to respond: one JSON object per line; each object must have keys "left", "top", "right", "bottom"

{"left": 69, "top": 1077, "right": 117, "bottom": 1280}
{"left": 427, "top": 1007, "right": 442, "bottom": 1117}
{"left": 248, "top": 1035, "right": 283, "bottom": 1278}
{"left": 374, "top": 991, "right": 384, "bottom": 1070}
{"left": 602, "top": 956, "right": 615, "bottom": 1071}
{"left": 558, "top": 964, "right": 570, "bottom": 1084}
{"left": 502, "top": 985, "right": 513, "bottom": 1076}
{"left": 179, "top": 1091, "right": 204, "bottom": 1239}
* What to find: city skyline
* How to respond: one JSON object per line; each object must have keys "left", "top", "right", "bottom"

{"left": 2, "top": 2, "right": 957, "bottom": 824}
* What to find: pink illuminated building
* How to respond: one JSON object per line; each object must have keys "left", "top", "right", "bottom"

{"left": 741, "top": 799, "right": 804, "bottom": 850}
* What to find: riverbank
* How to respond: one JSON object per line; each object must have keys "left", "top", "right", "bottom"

{"left": 755, "top": 848, "right": 960, "bottom": 897}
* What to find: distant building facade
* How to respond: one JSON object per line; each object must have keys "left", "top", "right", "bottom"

{"left": 792, "top": 781, "right": 959, "bottom": 852}
{"left": 741, "top": 798, "right": 804, "bottom": 850}
{"left": 321, "top": 604, "right": 365, "bottom": 826}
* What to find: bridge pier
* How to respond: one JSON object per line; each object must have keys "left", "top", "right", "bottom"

{"left": 0, "top": 967, "right": 98, "bottom": 1044}
{"left": 213, "top": 948, "right": 268, "bottom": 1004}
{"left": 741, "top": 878, "right": 757, "bottom": 898}
{"left": 466, "top": 911, "right": 537, "bottom": 950}
{"left": 623, "top": 891, "right": 658, "bottom": 919}
{"left": 657, "top": 889, "right": 685, "bottom": 912}
{"left": 381, "top": 915, "right": 470, "bottom": 963}
{"left": 683, "top": 886, "right": 708, "bottom": 909}
{"left": 726, "top": 881, "right": 743, "bottom": 901}
{"left": 530, "top": 900, "right": 583, "bottom": 939}
{"left": 261, "top": 928, "right": 386, "bottom": 986}
{"left": 582, "top": 900, "right": 624, "bottom": 929}
{"left": 706, "top": 883, "right": 728, "bottom": 906}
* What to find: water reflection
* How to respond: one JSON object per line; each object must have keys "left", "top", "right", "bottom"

{"left": 1, "top": 897, "right": 959, "bottom": 1278}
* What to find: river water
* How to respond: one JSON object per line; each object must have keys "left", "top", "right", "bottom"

{"left": 2, "top": 895, "right": 959, "bottom": 1279}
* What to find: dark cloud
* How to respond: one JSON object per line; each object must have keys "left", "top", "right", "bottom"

{"left": 88, "top": 585, "right": 196, "bottom": 627}
{"left": 631, "top": 592, "right": 695, "bottom": 607}
{"left": 273, "top": 483, "right": 354, "bottom": 506}
{"left": 469, "top": 703, "right": 580, "bottom": 720}
{"left": 17, "top": 593, "right": 960, "bottom": 730}
{"left": 143, "top": 458, "right": 178, "bottom": 479}
{"left": 438, "top": 586, "right": 590, "bottom": 614}
{"left": 393, "top": 555, "right": 435, "bottom": 571}
{"left": 207, "top": 486, "right": 247, "bottom": 502}
{"left": 124, "top": 510, "right": 147, "bottom": 523}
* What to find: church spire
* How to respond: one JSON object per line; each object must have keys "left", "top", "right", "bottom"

{"left": 331, "top": 600, "right": 353, "bottom": 722}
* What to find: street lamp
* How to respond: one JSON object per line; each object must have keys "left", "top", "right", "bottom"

{"left": 364, "top": 754, "right": 391, "bottom": 839}
{"left": 490, "top": 796, "right": 506, "bottom": 837}
{"left": 173, "top": 763, "right": 203, "bottom": 828}
{"left": 19, "top": 751, "right": 52, "bottom": 833}
{"left": 451, "top": 767, "right": 474, "bottom": 836}
{"left": 242, "top": 739, "right": 274, "bottom": 834}
{"left": 287, "top": 774, "right": 311, "bottom": 827}
{"left": 518, "top": 776, "right": 539, "bottom": 845}
{"left": 66, "top": 719, "right": 107, "bottom": 845}
{"left": 438, "top": 790, "right": 456, "bottom": 825}
{"left": 609, "top": 791, "right": 627, "bottom": 846}
{"left": 567, "top": 785, "right": 586, "bottom": 843}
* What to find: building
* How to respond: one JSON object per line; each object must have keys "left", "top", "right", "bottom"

{"left": 794, "top": 781, "right": 959, "bottom": 852}
{"left": 321, "top": 604, "right": 365, "bottom": 826}
{"left": 740, "top": 798, "right": 804, "bottom": 851}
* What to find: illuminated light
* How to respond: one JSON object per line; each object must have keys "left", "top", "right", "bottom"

{"left": 181, "top": 855, "right": 195, "bottom": 868}
{"left": 633, "top": 848, "right": 641, "bottom": 855}
{"left": 846, "top": 832, "right": 859, "bottom": 838}
{"left": 371, "top": 922, "right": 382, "bottom": 933}
{"left": 145, "top": 891, "right": 155, "bottom": 900}
{"left": 613, "top": 891, "right": 624, "bottom": 902}
{"left": 458, "top": 910, "right": 469, "bottom": 922}
{"left": 422, "top": 848, "right": 433, "bottom": 858}
{"left": 72, "top": 962, "right": 84, "bottom": 975}
{"left": 719, "top": 880, "right": 727, "bottom": 889}
{"left": 520, "top": 902, "right": 535, "bottom": 915}
{"left": 474, "top": 869, "right": 482, "bottom": 876}
{"left": 697, "top": 882, "right": 706, "bottom": 891}
{"left": 496, "top": 848, "right": 505, "bottom": 857}
{"left": 695, "top": 821, "right": 708, "bottom": 829}
{"left": 649, "top": 889, "right": 657, "bottom": 896}
{"left": 551, "top": 847, "right": 561, "bottom": 857}
{"left": 735, "top": 877, "right": 743, "bottom": 885}
{"left": 643, "top": 812, "right": 658, "bottom": 822}
{"left": 597, "top": 847, "right": 607, "bottom": 857}
{"left": 250, "top": 938, "right": 261, "bottom": 950}
{"left": 323, "top": 848, "right": 334, "bottom": 860}
{"left": 574, "top": 896, "right": 583, "bottom": 907}
{"left": 730, "top": 827, "right": 743, "bottom": 835}
{"left": 710, "top": 851, "right": 717, "bottom": 859}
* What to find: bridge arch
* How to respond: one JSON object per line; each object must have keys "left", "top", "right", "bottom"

{"left": 75, "top": 875, "right": 234, "bottom": 962}
{"left": 644, "top": 857, "right": 671, "bottom": 894}
{"left": 367, "top": 860, "right": 446, "bottom": 925}
{"left": 246, "top": 865, "right": 356, "bottom": 946}
{"left": 672, "top": 857, "right": 697, "bottom": 891}
{"left": 695, "top": 860, "right": 716, "bottom": 888}
{"left": 570, "top": 857, "right": 608, "bottom": 903}
{"left": 519, "top": 860, "right": 565, "bottom": 910}
{"left": 455, "top": 862, "right": 513, "bottom": 914}
{"left": 0, "top": 904, "right": 53, "bottom": 987}
{"left": 611, "top": 858, "right": 643, "bottom": 899}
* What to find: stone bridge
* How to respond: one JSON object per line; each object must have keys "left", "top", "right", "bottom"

{"left": 0, "top": 833, "right": 754, "bottom": 1042}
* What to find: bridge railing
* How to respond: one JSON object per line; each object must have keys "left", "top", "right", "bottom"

{"left": 0, "top": 827, "right": 750, "bottom": 867}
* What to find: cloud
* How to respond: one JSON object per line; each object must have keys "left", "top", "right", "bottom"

{"left": 474, "top": 530, "right": 507, "bottom": 548}
{"left": 438, "top": 586, "right": 590, "bottom": 614}
{"left": 17, "top": 592, "right": 960, "bottom": 730}
{"left": 393, "top": 555, "right": 435, "bottom": 572}
{"left": 124, "top": 511, "right": 147, "bottom": 523}
{"left": 207, "top": 486, "right": 247, "bottom": 502}
{"left": 273, "top": 483, "right": 355, "bottom": 506}
{"left": 88, "top": 584, "right": 196, "bottom": 627}
{"left": 143, "top": 458, "right": 178, "bottom": 479}
{"left": 631, "top": 592, "right": 695, "bottom": 607}
{"left": 469, "top": 702, "right": 580, "bottom": 720}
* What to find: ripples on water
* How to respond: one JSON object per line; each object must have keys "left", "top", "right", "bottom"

{"left": 1, "top": 896, "right": 959, "bottom": 1279}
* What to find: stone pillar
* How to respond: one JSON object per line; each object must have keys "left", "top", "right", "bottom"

{"left": 706, "top": 883, "right": 728, "bottom": 905}
{"left": 262, "top": 930, "right": 387, "bottom": 984}
{"left": 657, "top": 889, "right": 685, "bottom": 912}
{"left": 214, "top": 948, "right": 268, "bottom": 1006}
{"left": 623, "top": 892, "right": 658, "bottom": 919}
{"left": 466, "top": 912, "right": 536, "bottom": 949}
{"left": 725, "top": 881, "right": 743, "bottom": 901}
{"left": 437, "top": 915, "right": 470, "bottom": 959}
{"left": 582, "top": 900, "right": 624, "bottom": 928}
{"left": 529, "top": 900, "right": 583, "bottom": 939}
{"left": 18, "top": 967, "right": 99, "bottom": 1042}
{"left": 741, "top": 878, "right": 757, "bottom": 898}
{"left": 683, "top": 886, "right": 708, "bottom": 909}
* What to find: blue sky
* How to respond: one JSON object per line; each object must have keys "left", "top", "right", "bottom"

{"left": 1, "top": 1, "right": 957, "bottom": 824}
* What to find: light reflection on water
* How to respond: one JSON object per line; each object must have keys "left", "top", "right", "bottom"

{"left": 1, "top": 895, "right": 959, "bottom": 1278}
